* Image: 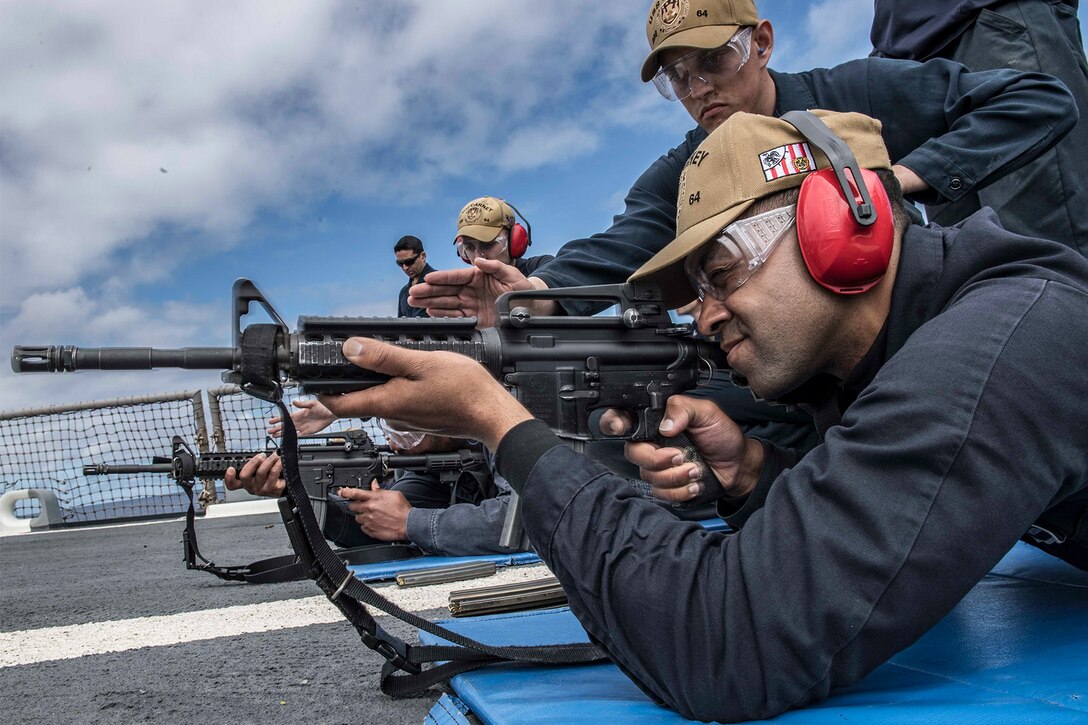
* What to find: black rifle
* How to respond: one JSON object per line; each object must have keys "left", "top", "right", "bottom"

{"left": 12, "top": 278, "right": 724, "bottom": 691}
{"left": 14, "top": 278, "right": 727, "bottom": 540}
{"left": 13, "top": 278, "right": 724, "bottom": 434}
{"left": 84, "top": 430, "right": 487, "bottom": 583}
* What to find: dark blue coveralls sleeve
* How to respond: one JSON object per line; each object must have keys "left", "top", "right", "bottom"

{"left": 872, "top": 0, "right": 1088, "bottom": 254}
{"left": 871, "top": 0, "right": 1081, "bottom": 63}
{"left": 321, "top": 456, "right": 523, "bottom": 557}
{"left": 776, "top": 58, "right": 1077, "bottom": 206}
{"left": 495, "top": 217, "right": 1088, "bottom": 722}
{"left": 403, "top": 474, "right": 520, "bottom": 556}
{"left": 531, "top": 58, "right": 1075, "bottom": 315}
{"left": 513, "top": 253, "right": 555, "bottom": 277}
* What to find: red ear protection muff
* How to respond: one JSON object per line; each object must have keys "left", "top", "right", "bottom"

{"left": 796, "top": 167, "right": 894, "bottom": 293}
{"left": 781, "top": 111, "right": 895, "bottom": 294}
{"left": 508, "top": 222, "right": 530, "bottom": 259}
{"left": 504, "top": 201, "right": 532, "bottom": 259}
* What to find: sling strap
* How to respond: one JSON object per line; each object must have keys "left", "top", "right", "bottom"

{"left": 176, "top": 479, "right": 425, "bottom": 584}
{"left": 271, "top": 397, "right": 607, "bottom": 697}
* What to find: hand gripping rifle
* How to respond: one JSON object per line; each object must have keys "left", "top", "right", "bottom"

{"left": 12, "top": 278, "right": 725, "bottom": 695}
{"left": 83, "top": 430, "right": 487, "bottom": 583}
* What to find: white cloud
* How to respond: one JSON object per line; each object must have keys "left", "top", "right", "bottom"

{"left": 6, "top": 288, "right": 219, "bottom": 347}
{"left": 498, "top": 125, "right": 601, "bottom": 172}
{"left": 0, "top": 0, "right": 656, "bottom": 408}
{"left": 0, "top": 0, "right": 644, "bottom": 306}
{"left": 1, "top": 286, "right": 223, "bottom": 411}
{"left": 1, "top": 2, "right": 340, "bottom": 300}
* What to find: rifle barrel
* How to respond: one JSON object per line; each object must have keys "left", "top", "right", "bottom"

{"left": 83, "top": 463, "right": 174, "bottom": 475}
{"left": 12, "top": 345, "right": 238, "bottom": 373}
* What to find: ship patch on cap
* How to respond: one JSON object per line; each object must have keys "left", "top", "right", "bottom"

{"left": 759, "top": 142, "right": 815, "bottom": 182}
{"left": 654, "top": 0, "right": 689, "bottom": 32}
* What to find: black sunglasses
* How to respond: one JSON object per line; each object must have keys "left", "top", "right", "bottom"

{"left": 395, "top": 254, "right": 421, "bottom": 267}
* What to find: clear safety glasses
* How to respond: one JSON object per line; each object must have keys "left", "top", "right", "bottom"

{"left": 455, "top": 232, "right": 508, "bottom": 261}
{"left": 684, "top": 205, "right": 796, "bottom": 301}
{"left": 652, "top": 27, "right": 753, "bottom": 102}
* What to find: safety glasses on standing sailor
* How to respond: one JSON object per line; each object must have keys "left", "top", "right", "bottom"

{"left": 652, "top": 27, "right": 754, "bottom": 102}
{"left": 455, "top": 230, "right": 509, "bottom": 262}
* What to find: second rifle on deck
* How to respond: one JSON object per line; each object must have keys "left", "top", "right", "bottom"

{"left": 84, "top": 429, "right": 487, "bottom": 583}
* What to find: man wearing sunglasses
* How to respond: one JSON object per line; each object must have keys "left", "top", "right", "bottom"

{"left": 318, "top": 109, "right": 1088, "bottom": 722}
{"left": 394, "top": 235, "right": 434, "bottom": 318}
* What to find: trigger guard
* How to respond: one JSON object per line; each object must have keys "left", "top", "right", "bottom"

{"left": 588, "top": 407, "right": 652, "bottom": 441}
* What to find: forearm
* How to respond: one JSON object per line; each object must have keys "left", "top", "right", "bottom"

{"left": 790, "top": 59, "right": 1077, "bottom": 206}
{"left": 520, "top": 276, "right": 560, "bottom": 316}
{"left": 717, "top": 438, "right": 798, "bottom": 527}
{"left": 885, "top": 62, "right": 1077, "bottom": 203}
{"left": 405, "top": 493, "right": 522, "bottom": 556}
{"left": 532, "top": 206, "right": 675, "bottom": 316}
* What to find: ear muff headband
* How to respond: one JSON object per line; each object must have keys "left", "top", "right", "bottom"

{"left": 503, "top": 201, "right": 532, "bottom": 259}
{"left": 780, "top": 110, "right": 894, "bottom": 295}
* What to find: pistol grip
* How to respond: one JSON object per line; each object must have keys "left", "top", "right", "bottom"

{"left": 651, "top": 430, "right": 722, "bottom": 510}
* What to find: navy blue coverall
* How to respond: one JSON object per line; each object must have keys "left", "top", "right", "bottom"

{"left": 872, "top": 0, "right": 1088, "bottom": 254}
{"left": 495, "top": 210, "right": 1088, "bottom": 722}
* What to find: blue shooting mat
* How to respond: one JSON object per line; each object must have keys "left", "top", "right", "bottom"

{"left": 348, "top": 551, "right": 541, "bottom": 582}
{"left": 424, "top": 694, "right": 473, "bottom": 725}
{"left": 423, "top": 542, "right": 1088, "bottom": 724}
{"left": 349, "top": 518, "right": 728, "bottom": 582}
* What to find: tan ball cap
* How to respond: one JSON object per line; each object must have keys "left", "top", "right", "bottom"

{"left": 456, "top": 197, "right": 515, "bottom": 243}
{"left": 629, "top": 110, "right": 893, "bottom": 308}
{"left": 641, "top": 0, "right": 760, "bottom": 82}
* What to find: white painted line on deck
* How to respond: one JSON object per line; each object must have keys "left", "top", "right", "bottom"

{"left": 0, "top": 498, "right": 280, "bottom": 538}
{"left": 203, "top": 498, "right": 279, "bottom": 517}
{"left": 0, "top": 563, "right": 552, "bottom": 668}
{"left": 0, "top": 515, "right": 184, "bottom": 538}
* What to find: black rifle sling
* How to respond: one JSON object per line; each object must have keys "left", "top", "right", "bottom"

{"left": 177, "top": 477, "right": 306, "bottom": 583}
{"left": 175, "top": 469, "right": 424, "bottom": 584}
{"left": 272, "top": 399, "right": 607, "bottom": 697}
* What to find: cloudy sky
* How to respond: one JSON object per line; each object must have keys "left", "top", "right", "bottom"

{"left": 1, "top": 1, "right": 1079, "bottom": 411}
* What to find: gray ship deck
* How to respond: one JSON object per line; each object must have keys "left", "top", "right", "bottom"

{"left": 0, "top": 506, "right": 548, "bottom": 724}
